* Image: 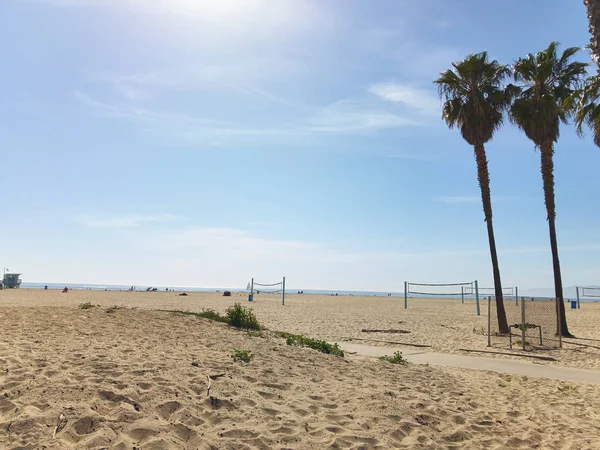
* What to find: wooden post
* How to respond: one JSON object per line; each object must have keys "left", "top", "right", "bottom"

{"left": 404, "top": 281, "right": 408, "bottom": 309}
{"left": 521, "top": 296, "right": 526, "bottom": 351}
{"left": 250, "top": 278, "right": 254, "bottom": 302}
{"left": 475, "top": 280, "right": 480, "bottom": 316}
{"left": 576, "top": 286, "right": 580, "bottom": 309}
{"left": 461, "top": 286, "right": 464, "bottom": 304}
{"left": 487, "top": 296, "right": 491, "bottom": 347}
{"left": 515, "top": 286, "right": 519, "bottom": 306}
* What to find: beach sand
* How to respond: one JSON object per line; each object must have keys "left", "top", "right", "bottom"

{"left": 1, "top": 290, "right": 600, "bottom": 448}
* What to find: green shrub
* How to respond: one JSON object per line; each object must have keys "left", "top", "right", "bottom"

{"left": 105, "top": 305, "right": 127, "bottom": 313}
{"left": 231, "top": 349, "right": 254, "bottom": 363}
{"left": 197, "top": 309, "right": 229, "bottom": 323}
{"left": 379, "top": 351, "right": 407, "bottom": 365}
{"left": 225, "top": 303, "right": 261, "bottom": 330}
{"left": 160, "top": 304, "right": 261, "bottom": 329}
{"left": 284, "top": 333, "right": 344, "bottom": 357}
{"left": 161, "top": 309, "right": 228, "bottom": 323}
{"left": 78, "top": 302, "right": 95, "bottom": 310}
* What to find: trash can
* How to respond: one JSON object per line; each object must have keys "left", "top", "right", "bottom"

{"left": 571, "top": 300, "right": 577, "bottom": 309}
{"left": 248, "top": 294, "right": 253, "bottom": 302}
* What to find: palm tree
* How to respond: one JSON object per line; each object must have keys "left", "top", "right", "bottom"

{"left": 584, "top": 0, "right": 600, "bottom": 63}
{"left": 509, "top": 42, "right": 588, "bottom": 337}
{"left": 434, "top": 52, "right": 510, "bottom": 334}
{"left": 573, "top": 64, "right": 600, "bottom": 146}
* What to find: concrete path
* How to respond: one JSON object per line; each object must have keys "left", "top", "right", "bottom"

{"left": 340, "top": 342, "right": 600, "bottom": 385}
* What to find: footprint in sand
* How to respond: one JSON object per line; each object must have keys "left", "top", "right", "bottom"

{"left": 156, "top": 401, "right": 182, "bottom": 420}
{"left": 73, "top": 414, "right": 101, "bottom": 436}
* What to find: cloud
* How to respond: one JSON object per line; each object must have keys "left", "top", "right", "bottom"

{"left": 74, "top": 91, "right": 298, "bottom": 139}
{"left": 369, "top": 83, "right": 440, "bottom": 116}
{"left": 74, "top": 91, "right": 416, "bottom": 143}
{"left": 309, "top": 99, "right": 418, "bottom": 133}
{"left": 77, "top": 213, "right": 183, "bottom": 228}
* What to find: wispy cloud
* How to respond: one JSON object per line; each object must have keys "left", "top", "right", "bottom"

{"left": 77, "top": 213, "right": 183, "bottom": 228}
{"left": 369, "top": 83, "right": 440, "bottom": 116}
{"left": 74, "top": 91, "right": 417, "bottom": 143}
{"left": 309, "top": 98, "right": 418, "bottom": 133}
{"left": 74, "top": 91, "right": 299, "bottom": 139}
{"left": 89, "top": 58, "right": 309, "bottom": 104}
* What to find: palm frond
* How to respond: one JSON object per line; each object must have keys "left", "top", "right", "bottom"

{"left": 510, "top": 42, "right": 588, "bottom": 146}
{"left": 434, "top": 51, "right": 511, "bottom": 146}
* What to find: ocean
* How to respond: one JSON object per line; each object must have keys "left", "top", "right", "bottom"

{"left": 16, "top": 282, "right": 598, "bottom": 302}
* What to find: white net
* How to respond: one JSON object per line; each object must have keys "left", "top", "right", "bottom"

{"left": 406, "top": 281, "right": 473, "bottom": 296}
{"left": 466, "top": 286, "right": 515, "bottom": 296}
{"left": 581, "top": 287, "right": 600, "bottom": 298}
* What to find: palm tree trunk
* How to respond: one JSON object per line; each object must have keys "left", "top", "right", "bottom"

{"left": 474, "top": 144, "right": 509, "bottom": 334}
{"left": 540, "top": 141, "right": 572, "bottom": 337}
{"left": 584, "top": 0, "right": 600, "bottom": 64}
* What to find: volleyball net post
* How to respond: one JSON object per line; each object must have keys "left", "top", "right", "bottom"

{"left": 249, "top": 277, "right": 286, "bottom": 305}
{"left": 576, "top": 286, "right": 600, "bottom": 308}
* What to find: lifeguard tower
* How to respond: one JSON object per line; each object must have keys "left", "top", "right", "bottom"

{"left": 2, "top": 273, "right": 22, "bottom": 289}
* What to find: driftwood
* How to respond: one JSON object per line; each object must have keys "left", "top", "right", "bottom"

{"left": 52, "top": 414, "right": 67, "bottom": 438}
{"left": 568, "top": 336, "right": 600, "bottom": 343}
{"left": 458, "top": 348, "right": 557, "bottom": 361}
{"left": 342, "top": 337, "right": 432, "bottom": 348}
{"left": 562, "top": 340, "right": 600, "bottom": 350}
{"left": 361, "top": 329, "right": 410, "bottom": 334}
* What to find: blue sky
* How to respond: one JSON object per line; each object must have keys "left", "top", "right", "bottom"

{"left": 1, "top": 0, "right": 598, "bottom": 291}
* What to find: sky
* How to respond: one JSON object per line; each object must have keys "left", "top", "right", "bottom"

{"left": 1, "top": 0, "right": 599, "bottom": 292}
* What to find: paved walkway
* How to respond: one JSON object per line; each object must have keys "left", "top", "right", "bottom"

{"left": 340, "top": 342, "right": 600, "bottom": 385}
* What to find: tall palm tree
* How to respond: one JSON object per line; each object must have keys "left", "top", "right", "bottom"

{"left": 509, "top": 42, "right": 588, "bottom": 337}
{"left": 434, "top": 52, "right": 510, "bottom": 334}
{"left": 584, "top": 0, "right": 600, "bottom": 63}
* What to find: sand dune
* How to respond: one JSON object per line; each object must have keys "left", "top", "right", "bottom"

{"left": 1, "top": 298, "right": 600, "bottom": 448}
{"left": 2, "top": 289, "right": 599, "bottom": 369}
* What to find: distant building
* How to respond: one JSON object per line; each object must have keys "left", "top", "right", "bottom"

{"left": 2, "top": 273, "right": 22, "bottom": 288}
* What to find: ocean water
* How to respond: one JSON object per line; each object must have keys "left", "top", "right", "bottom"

{"left": 16, "top": 282, "right": 598, "bottom": 302}
{"left": 20, "top": 282, "right": 401, "bottom": 297}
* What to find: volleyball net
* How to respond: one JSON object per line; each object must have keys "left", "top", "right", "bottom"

{"left": 576, "top": 286, "right": 600, "bottom": 309}
{"left": 247, "top": 277, "right": 286, "bottom": 305}
{"left": 404, "top": 280, "right": 481, "bottom": 315}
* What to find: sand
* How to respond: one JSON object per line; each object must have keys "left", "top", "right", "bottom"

{"left": 1, "top": 290, "right": 600, "bottom": 448}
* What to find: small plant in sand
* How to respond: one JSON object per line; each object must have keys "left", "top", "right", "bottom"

{"left": 162, "top": 309, "right": 229, "bottom": 323}
{"left": 281, "top": 332, "right": 344, "bottom": 357}
{"left": 379, "top": 351, "right": 408, "bottom": 365}
{"left": 105, "top": 305, "right": 127, "bottom": 313}
{"left": 558, "top": 383, "right": 577, "bottom": 393}
{"left": 231, "top": 349, "right": 254, "bottom": 363}
{"left": 78, "top": 302, "right": 95, "bottom": 310}
{"left": 247, "top": 330, "right": 265, "bottom": 338}
{"left": 198, "top": 309, "right": 229, "bottom": 323}
{"left": 225, "top": 303, "right": 261, "bottom": 330}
